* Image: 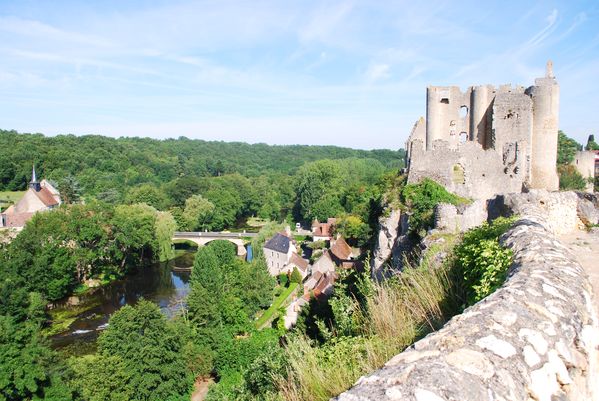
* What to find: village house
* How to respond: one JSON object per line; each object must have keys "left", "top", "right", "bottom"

{"left": 311, "top": 249, "right": 335, "bottom": 275}
{"left": 311, "top": 218, "right": 336, "bottom": 241}
{"left": 263, "top": 229, "right": 310, "bottom": 277}
{"left": 288, "top": 252, "right": 310, "bottom": 280}
{"left": 329, "top": 235, "right": 361, "bottom": 269}
{"left": 0, "top": 166, "right": 61, "bottom": 229}
{"left": 301, "top": 236, "right": 362, "bottom": 300}
{"left": 263, "top": 232, "right": 296, "bottom": 276}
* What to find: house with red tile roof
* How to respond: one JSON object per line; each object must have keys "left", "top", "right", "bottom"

{"left": 329, "top": 235, "right": 362, "bottom": 270}
{"left": 311, "top": 218, "right": 336, "bottom": 241}
{"left": 0, "top": 166, "right": 61, "bottom": 229}
{"left": 288, "top": 252, "right": 310, "bottom": 280}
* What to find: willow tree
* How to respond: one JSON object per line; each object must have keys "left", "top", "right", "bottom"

{"left": 155, "top": 211, "right": 176, "bottom": 262}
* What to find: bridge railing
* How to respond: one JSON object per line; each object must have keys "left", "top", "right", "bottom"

{"left": 173, "top": 231, "right": 258, "bottom": 238}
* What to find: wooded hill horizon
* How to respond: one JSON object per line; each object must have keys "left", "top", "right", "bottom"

{"left": 0, "top": 129, "right": 405, "bottom": 193}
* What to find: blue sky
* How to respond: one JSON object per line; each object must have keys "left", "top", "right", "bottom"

{"left": 0, "top": 0, "right": 597, "bottom": 149}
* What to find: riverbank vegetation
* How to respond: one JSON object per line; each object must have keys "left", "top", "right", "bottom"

{"left": 0, "top": 202, "right": 175, "bottom": 302}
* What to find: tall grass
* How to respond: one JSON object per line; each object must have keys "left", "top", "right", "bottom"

{"left": 277, "top": 236, "right": 462, "bottom": 401}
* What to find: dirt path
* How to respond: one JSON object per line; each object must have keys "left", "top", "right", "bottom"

{"left": 191, "top": 377, "right": 214, "bottom": 401}
{"left": 559, "top": 229, "right": 599, "bottom": 313}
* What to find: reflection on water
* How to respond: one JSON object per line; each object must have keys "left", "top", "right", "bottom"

{"left": 51, "top": 249, "right": 195, "bottom": 351}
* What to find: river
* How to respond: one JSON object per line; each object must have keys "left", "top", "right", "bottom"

{"left": 50, "top": 249, "right": 195, "bottom": 354}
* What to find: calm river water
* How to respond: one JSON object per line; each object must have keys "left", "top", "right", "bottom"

{"left": 50, "top": 250, "right": 195, "bottom": 353}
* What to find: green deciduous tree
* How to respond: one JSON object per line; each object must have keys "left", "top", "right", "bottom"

{"left": 56, "top": 175, "right": 81, "bottom": 204}
{"left": 155, "top": 211, "right": 176, "bottom": 262}
{"left": 0, "top": 316, "right": 73, "bottom": 401}
{"left": 334, "top": 214, "right": 371, "bottom": 247}
{"left": 180, "top": 195, "right": 215, "bottom": 231}
{"left": 112, "top": 203, "right": 158, "bottom": 268}
{"left": 295, "top": 160, "right": 345, "bottom": 222}
{"left": 125, "top": 184, "right": 170, "bottom": 210}
{"left": 77, "top": 300, "right": 193, "bottom": 401}
{"left": 556, "top": 131, "right": 588, "bottom": 190}
{"left": 557, "top": 130, "right": 580, "bottom": 165}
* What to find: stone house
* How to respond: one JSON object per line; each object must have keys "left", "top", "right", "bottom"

{"left": 0, "top": 166, "right": 61, "bottom": 229}
{"left": 312, "top": 250, "right": 335, "bottom": 275}
{"left": 329, "top": 236, "right": 359, "bottom": 269}
{"left": 303, "top": 270, "right": 336, "bottom": 300}
{"left": 263, "top": 232, "right": 297, "bottom": 276}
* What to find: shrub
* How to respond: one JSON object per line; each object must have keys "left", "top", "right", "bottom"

{"left": 453, "top": 217, "right": 514, "bottom": 305}
{"left": 308, "top": 240, "right": 326, "bottom": 250}
{"left": 290, "top": 267, "right": 303, "bottom": 284}
{"left": 558, "top": 164, "right": 588, "bottom": 191}
{"left": 400, "top": 178, "right": 467, "bottom": 237}
{"left": 279, "top": 273, "right": 289, "bottom": 287}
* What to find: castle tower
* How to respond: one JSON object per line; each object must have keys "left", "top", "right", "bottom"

{"left": 425, "top": 87, "right": 444, "bottom": 150}
{"left": 528, "top": 60, "right": 560, "bottom": 190}
{"left": 470, "top": 85, "right": 494, "bottom": 149}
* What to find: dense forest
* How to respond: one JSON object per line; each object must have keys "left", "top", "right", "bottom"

{"left": 0, "top": 130, "right": 405, "bottom": 231}
{"left": 0, "top": 129, "right": 403, "bottom": 192}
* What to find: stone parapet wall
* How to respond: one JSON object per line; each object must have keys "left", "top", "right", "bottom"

{"left": 337, "top": 196, "right": 599, "bottom": 401}
{"left": 434, "top": 199, "right": 488, "bottom": 233}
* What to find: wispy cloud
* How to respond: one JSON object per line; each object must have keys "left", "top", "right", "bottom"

{"left": 365, "top": 63, "right": 391, "bottom": 83}
{"left": 0, "top": 0, "right": 597, "bottom": 148}
{"left": 0, "top": 16, "right": 112, "bottom": 47}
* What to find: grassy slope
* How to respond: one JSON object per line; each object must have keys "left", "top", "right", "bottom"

{"left": 0, "top": 190, "right": 25, "bottom": 208}
{"left": 255, "top": 282, "right": 299, "bottom": 329}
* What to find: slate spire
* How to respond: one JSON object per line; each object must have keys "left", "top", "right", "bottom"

{"left": 30, "top": 164, "right": 41, "bottom": 191}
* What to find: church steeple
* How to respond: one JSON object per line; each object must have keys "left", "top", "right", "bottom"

{"left": 30, "top": 165, "right": 41, "bottom": 191}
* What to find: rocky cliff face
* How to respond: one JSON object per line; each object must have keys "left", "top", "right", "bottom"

{"left": 370, "top": 208, "right": 402, "bottom": 280}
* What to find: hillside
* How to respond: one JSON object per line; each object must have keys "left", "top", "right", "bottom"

{"left": 0, "top": 130, "right": 405, "bottom": 193}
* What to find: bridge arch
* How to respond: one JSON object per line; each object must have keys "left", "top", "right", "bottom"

{"left": 173, "top": 232, "right": 256, "bottom": 257}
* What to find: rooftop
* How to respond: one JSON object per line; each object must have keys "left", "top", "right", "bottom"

{"left": 264, "top": 232, "right": 291, "bottom": 254}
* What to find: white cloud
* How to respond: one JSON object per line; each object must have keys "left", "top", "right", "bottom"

{"left": 298, "top": 1, "right": 354, "bottom": 44}
{"left": 365, "top": 63, "right": 391, "bottom": 83}
{"left": 0, "top": 16, "right": 112, "bottom": 47}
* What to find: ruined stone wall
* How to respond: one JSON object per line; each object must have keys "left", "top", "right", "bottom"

{"left": 434, "top": 199, "right": 488, "bottom": 232}
{"left": 408, "top": 139, "right": 525, "bottom": 200}
{"left": 408, "top": 62, "right": 560, "bottom": 199}
{"left": 492, "top": 88, "right": 534, "bottom": 182}
{"left": 426, "top": 86, "right": 472, "bottom": 150}
{"left": 337, "top": 193, "right": 599, "bottom": 401}
{"left": 572, "top": 151, "right": 596, "bottom": 193}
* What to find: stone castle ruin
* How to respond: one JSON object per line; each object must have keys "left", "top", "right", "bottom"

{"left": 406, "top": 61, "right": 561, "bottom": 200}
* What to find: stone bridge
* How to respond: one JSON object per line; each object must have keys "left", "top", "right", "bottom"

{"left": 173, "top": 231, "right": 258, "bottom": 257}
